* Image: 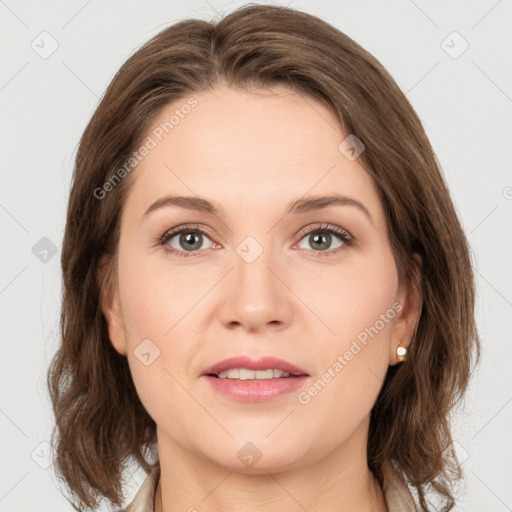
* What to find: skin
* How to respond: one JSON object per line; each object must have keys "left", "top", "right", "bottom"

{"left": 101, "top": 84, "right": 422, "bottom": 512}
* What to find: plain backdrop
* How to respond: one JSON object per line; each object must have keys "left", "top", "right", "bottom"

{"left": 1, "top": 1, "right": 511, "bottom": 510}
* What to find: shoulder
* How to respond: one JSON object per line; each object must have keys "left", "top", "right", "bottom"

{"left": 117, "top": 464, "right": 160, "bottom": 512}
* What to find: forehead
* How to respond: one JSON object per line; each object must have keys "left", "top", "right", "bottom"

{"left": 122, "top": 85, "right": 385, "bottom": 229}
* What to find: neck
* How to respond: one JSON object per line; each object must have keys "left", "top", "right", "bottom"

{"left": 154, "top": 418, "right": 387, "bottom": 512}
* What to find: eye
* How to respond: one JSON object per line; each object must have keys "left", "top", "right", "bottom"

{"left": 158, "top": 222, "right": 354, "bottom": 258}
{"left": 295, "top": 223, "right": 353, "bottom": 257}
{"left": 159, "top": 224, "right": 217, "bottom": 257}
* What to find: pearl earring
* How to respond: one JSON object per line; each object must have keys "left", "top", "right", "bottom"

{"left": 396, "top": 345, "right": 407, "bottom": 363}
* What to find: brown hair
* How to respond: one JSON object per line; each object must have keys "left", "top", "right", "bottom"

{"left": 47, "top": 4, "right": 480, "bottom": 511}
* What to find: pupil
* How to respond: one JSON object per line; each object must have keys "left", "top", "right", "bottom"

{"left": 181, "top": 232, "right": 201, "bottom": 251}
{"left": 312, "top": 232, "right": 330, "bottom": 250}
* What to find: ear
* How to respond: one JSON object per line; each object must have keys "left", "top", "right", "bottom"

{"left": 97, "top": 254, "right": 128, "bottom": 356}
{"left": 389, "top": 253, "right": 423, "bottom": 365}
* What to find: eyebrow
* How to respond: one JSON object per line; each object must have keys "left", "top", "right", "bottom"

{"left": 143, "top": 193, "right": 372, "bottom": 223}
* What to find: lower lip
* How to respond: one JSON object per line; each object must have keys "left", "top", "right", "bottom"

{"left": 202, "top": 375, "right": 309, "bottom": 402}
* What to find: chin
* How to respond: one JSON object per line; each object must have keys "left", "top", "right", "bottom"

{"left": 204, "top": 440, "right": 308, "bottom": 475}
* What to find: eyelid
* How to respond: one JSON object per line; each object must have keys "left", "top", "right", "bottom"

{"left": 158, "top": 222, "right": 355, "bottom": 257}
{"left": 295, "top": 223, "right": 352, "bottom": 242}
{"left": 158, "top": 223, "right": 217, "bottom": 244}
{"left": 157, "top": 223, "right": 220, "bottom": 258}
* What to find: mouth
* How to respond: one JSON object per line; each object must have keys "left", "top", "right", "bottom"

{"left": 201, "top": 357, "right": 310, "bottom": 402}
{"left": 206, "top": 368, "right": 303, "bottom": 380}
{"left": 201, "top": 355, "right": 309, "bottom": 380}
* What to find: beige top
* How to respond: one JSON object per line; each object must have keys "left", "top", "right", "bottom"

{"left": 119, "top": 463, "right": 418, "bottom": 512}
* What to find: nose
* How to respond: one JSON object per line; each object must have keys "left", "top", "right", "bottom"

{"left": 217, "top": 238, "right": 294, "bottom": 333}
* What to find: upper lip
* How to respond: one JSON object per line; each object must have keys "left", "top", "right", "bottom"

{"left": 201, "top": 356, "right": 309, "bottom": 377}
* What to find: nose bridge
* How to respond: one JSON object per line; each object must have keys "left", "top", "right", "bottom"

{"left": 222, "top": 232, "right": 290, "bottom": 330}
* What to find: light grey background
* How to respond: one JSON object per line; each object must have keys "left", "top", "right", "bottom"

{"left": 1, "top": 0, "right": 511, "bottom": 510}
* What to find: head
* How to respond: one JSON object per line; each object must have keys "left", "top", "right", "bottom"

{"left": 47, "top": 4, "right": 480, "bottom": 511}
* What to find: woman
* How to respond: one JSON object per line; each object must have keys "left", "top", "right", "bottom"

{"left": 47, "top": 4, "right": 480, "bottom": 511}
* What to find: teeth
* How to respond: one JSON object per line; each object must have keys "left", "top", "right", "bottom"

{"left": 217, "top": 368, "right": 291, "bottom": 380}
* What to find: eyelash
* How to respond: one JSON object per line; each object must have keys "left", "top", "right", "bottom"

{"left": 157, "top": 223, "right": 354, "bottom": 258}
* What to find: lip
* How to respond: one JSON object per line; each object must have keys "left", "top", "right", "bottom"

{"left": 203, "top": 374, "right": 309, "bottom": 402}
{"left": 201, "top": 356, "right": 309, "bottom": 377}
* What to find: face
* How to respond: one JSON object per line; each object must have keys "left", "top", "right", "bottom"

{"left": 102, "top": 84, "right": 419, "bottom": 473}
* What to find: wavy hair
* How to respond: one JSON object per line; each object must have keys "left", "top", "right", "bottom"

{"left": 47, "top": 4, "right": 480, "bottom": 510}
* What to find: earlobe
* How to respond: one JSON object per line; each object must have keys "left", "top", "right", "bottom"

{"left": 97, "top": 255, "right": 128, "bottom": 356}
{"left": 389, "top": 253, "right": 423, "bottom": 366}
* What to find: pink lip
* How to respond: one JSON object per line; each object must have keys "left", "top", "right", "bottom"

{"left": 203, "top": 374, "right": 309, "bottom": 402}
{"left": 201, "top": 356, "right": 308, "bottom": 377}
{"left": 201, "top": 356, "right": 310, "bottom": 402}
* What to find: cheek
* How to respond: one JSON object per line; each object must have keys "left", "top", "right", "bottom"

{"left": 302, "top": 242, "right": 399, "bottom": 343}
{"left": 116, "top": 248, "right": 209, "bottom": 417}
{"left": 300, "top": 248, "right": 398, "bottom": 414}
{"left": 117, "top": 244, "right": 191, "bottom": 341}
